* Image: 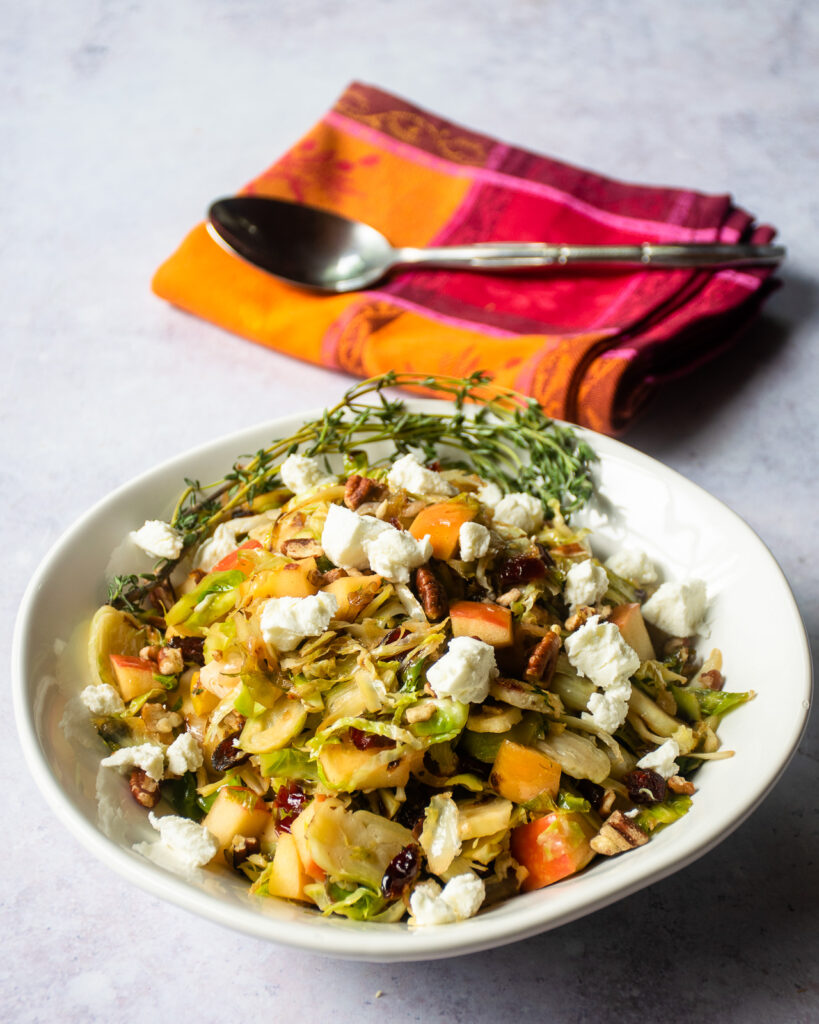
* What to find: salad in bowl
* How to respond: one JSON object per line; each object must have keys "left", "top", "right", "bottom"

{"left": 76, "top": 373, "right": 751, "bottom": 928}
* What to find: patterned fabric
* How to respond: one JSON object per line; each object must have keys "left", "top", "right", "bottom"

{"left": 152, "top": 82, "right": 779, "bottom": 433}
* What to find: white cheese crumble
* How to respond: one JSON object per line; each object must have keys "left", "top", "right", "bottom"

{"left": 426, "top": 636, "right": 498, "bottom": 704}
{"left": 100, "top": 742, "right": 166, "bottom": 782}
{"left": 166, "top": 733, "right": 204, "bottom": 776}
{"left": 410, "top": 873, "right": 486, "bottom": 926}
{"left": 320, "top": 503, "right": 390, "bottom": 570}
{"left": 130, "top": 520, "right": 184, "bottom": 560}
{"left": 642, "top": 579, "right": 708, "bottom": 637}
{"left": 386, "top": 453, "right": 456, "bottom": 496}
{"left": 420, "top": 793, "right": 462, "bottom": 875}
{"left": 604, "top": 548, "right": 658, "bottom": 585}
{"left": 364, "top": 528, "right": 432, "bottom": 583}
{"left": 564, "top": 559, "right": 609, "bottom": 611}
{"left": 492, "top": 492, "right": 543, "bottom": 533}
{"left": 280, "top": 453, "right": 336, "bottom": 495}
{"left": 637, "top": 737, "right": 680, "bottom": 779}
{"left": 80, "top": 683, "right": 125, "bottom": 716}
{"left": 565, "top": 615, "right": 640, "bottom": 691}
{"left": 476, "top": 481, "right": 503, "bottom": 508}
{"left": 458, "top": 521, "right": 491, "bottom": 561}
{"left": 260, "top": 591, "right": 339, "bottom": 652}
{"left": 565, "top": 615, "right": 640, "bottom": 733}
{"left": 147, "top": 812, "right": 219, "bottom": 868}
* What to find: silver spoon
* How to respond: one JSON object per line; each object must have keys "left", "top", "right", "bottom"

{"left": 207, "top": 196, "right": 785, "bottom": 294}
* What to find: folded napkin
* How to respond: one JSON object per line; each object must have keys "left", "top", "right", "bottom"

{"left": 152, "top": 82, "right": 779, "bottom": 434}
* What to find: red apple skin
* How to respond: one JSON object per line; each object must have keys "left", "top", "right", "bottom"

{"left": 450, "top": 600, "right": 514, "bottom": 648}
{"left": 109, "top": 654, "right": 157, "bottom": 701}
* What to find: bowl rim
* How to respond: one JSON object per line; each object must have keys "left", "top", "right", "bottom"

{"left": 11, "top": 400, "right": 813, "bottom": 961}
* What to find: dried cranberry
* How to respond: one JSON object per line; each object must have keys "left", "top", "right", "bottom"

{"left": 274, "top": 782, "right": 308, "bottom": 832}
{"left": 575, "top": 779, "right": 606, "bottom": 811}
{"left": 383, "top": 627, "right": 410, "bottom": 646}
{"left": 497, "top": 555, "right": 548, "bottom": 590}
{"left": 394, "top": 778, "right": 435, "bottom": 831}
{"left": 381, "top": 843, "right": 420, "bottom": 899}
{"left": 625, "top": 768, "right": 667, "bottom": 804}
{"left": 211, "top": 730, "right": 250, "bottom": 772}
{"left": 167, "top": 635, "right": 205, "bottom": 666}
{"left": 349, "top": 727, "right": 397, "bottom": 751}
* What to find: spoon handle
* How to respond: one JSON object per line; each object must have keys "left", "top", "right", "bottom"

{"left": 393, "top": 241, "right": 785, "bottom": 270}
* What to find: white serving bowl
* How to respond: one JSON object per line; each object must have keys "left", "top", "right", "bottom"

{"left": 12, "top": 400, "right": 812, "bottom": 962}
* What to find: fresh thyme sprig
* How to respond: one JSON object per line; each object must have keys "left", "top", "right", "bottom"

{"left": 109, "top": 372, "right": 597, "bottom": 611}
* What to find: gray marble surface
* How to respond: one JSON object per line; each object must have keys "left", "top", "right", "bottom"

{"left": 3, "top": 2, "right": 817, "bottom": 1021}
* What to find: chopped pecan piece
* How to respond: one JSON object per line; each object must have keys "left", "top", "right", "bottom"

{"left": 590, "top": 810, "right": 649, "bottom": 856}
{"left": 523, "top": 631, "right": 561, "bottom": 685}
{"left": 226, "top": 835, "right": 261, "bottom": 870}
{"left": 156, "top": 645, "right": 184, "bottom": 676}
{"left": 320, "top": 567, "right": 348, "bottom": 585}
{"left": 128, "top": 768, "right": 161, "bottom": 809}
{"left": 344, "top": 474, "right": 385, "bottom": 510}
{"left": 280, "top": 537, "right": 324, "bottom": 559}
{"left": 495, "top": 588, "right": 522, "bottom": 607}
{"left": 698, "top": 669, "right": 724, "bottom": 691}
{"left": 565, "top": 606, "right": 596, "bottom": 631}
{"left": 667, "top": 775, "right": 696, "bottom": 795}
{"left": 413, "top": 566, "right": 448, "bottom": 621}
{"left": 404, "top": 702, "right": 436, "bottom": 724}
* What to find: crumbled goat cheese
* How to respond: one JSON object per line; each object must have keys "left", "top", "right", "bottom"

{"left": 364, "top": 527, "right": 432, "bottom": 583}
{"left": 604, "top": 548, "right": 658, "bottom": 585}
{"left": 80, "top": 683, "right": 125, "bottom": 716}
{"left": 410, "top": 874, "right": 486, "bottom": 926}
{"left": 130, "top": 520, "right": 184, "bottom": 560}
{"left": 260, "top": 592, "right": 339, "bottom": 652}
{"left": 166, "top": 733, "right": 204, "bottom": 776}
{"left": 476, "top": 482, "right": 503, "bottom": 508}
{"left": 565, "top": 615, "right": 640, "bottom": 691}
{"left": 492, "top": 492, "right": 543, "bottom": 533}
{"left": 320, "top": 503, "right": 390, "bottom": 570}
{"left": 426, "top": 636, "right": 498, "bottom": 704}
{"left": 642, "top": 579, "right": 708, "bottom": 637}
{"left": 584, "top": 685, "right": 631, "bottom": 733}
{"left": 458, "top": 521, "right": 491, "bottom": 561}
{"left": 147, "top": 812, "right": 219, "bottom": 868}
{"left": 637, "top": 737, "right": 680, "bottom": 779}
{"left": 564, "top": 559, "right": 609, "bottom": 612}
{"left": 387, "top": 453, "right": 456, "bottom": 496}
{"left": 565, "top": 615, "right": 640, "bottom": 733}
{"left": 101, "top": 742, "right": 166, "bottom": 782}
{"left": 280, "top": 453, "right": 336, "bottom": 495}
{"left": 420, "top": 793, "right": 462, "bottom": 875}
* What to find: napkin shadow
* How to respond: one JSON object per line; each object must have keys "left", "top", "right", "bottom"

{"left": 620, "top": 267, "right": 818, "bottom": 454}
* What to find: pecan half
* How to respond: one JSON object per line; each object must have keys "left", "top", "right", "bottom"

{"left": 590, "top": 810, "right": 649, "bottom": 856}
{"left": 280, "top": 537, "right": 324, "bottom": 559}
{"left": 413, "top": 566, "right": 448, "bottom": 621}
{"left": 667, "top": 774, "right": 696, "bottom": 795}
{"left": 128, "top": 768, "right": 161, "bottom": 809}
{"left": 523, "top": 631, "right": 561, "bottom": 685}
{"left": 344, "top": 474, "right": 385, "bottom": 510}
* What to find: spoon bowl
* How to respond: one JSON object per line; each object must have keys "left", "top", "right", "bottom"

{"left": 207, "top": 196, "right": 786, "bottom": 294}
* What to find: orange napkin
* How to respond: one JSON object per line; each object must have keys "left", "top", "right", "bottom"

{"left": 153, "top": 82, "right": 779, "bottom": 434}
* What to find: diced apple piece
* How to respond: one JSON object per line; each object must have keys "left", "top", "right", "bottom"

{"left": 240, "top": 696, "right": 308, "bottom": 754}
{"left": 202, "top": 786, "right": 271, "bottom": 853}
{"left": 450, "top": 600, "right": 514, "bottom": 648}
{"left": 88, "top": 605, "right": 148, "bottom": 687}
{"left": 109, "top": 654, "right": 157, "bottom": 701}
{"left": 321, "top": 574, "right": 383, "bottom": 622}
{"left": 264, "top": 832, "right": 312, "bottom": 902}
{"left": 511, "top": 811, "right": 597, "bottom": 890}
{"left": 490, "top": 739, "right": 561, "bottom": 804}
{"left": 318, "top": 742, "right": 423, "bottom": 792}
{"left": 306, "top": 798, "right": 413, "bottom": 890}
{"left": 609, "top": 603, "right": 655, "bottom": 662}
{"left": 409, "top": 502, "right": 477, "bottom": 560}
{"left": 190, "top": 672, "right": 220, "bottom": 717}
{"left": 457, "top": 797, "right": 514, "bottom": 841}
{"left": 242, "top": 559, "right": 318, "bottom": 601}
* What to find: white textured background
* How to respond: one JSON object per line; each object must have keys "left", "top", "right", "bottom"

{"left": 3, "top": 2, "right": 817, "bottom": 1021}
